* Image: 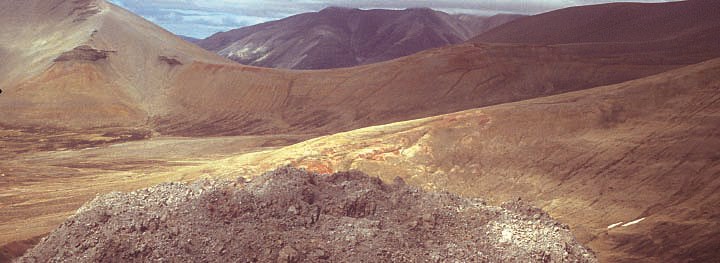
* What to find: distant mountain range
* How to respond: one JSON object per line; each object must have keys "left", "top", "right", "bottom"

{"left": 179, "top": 35, "right": 200, "bottom": 44}
{"left": 193, "top": 7, "right": 523, "bottom": 69}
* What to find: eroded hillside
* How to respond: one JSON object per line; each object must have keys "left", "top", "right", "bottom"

{"left": 2, "top": 0, "right": 720, "bottom": 137}
{"left": 197, "top": 7, "right": 522, "bottom": 69}
{"left": 1, "top": 0, "right": 720, "bottom": 262}
{"left": 183, "top": 59, "right": 720, "bottom": 262}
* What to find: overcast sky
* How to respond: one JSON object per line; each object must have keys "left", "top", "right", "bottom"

{"left": 107, "top": 0, "right": 675, "bottom": 39}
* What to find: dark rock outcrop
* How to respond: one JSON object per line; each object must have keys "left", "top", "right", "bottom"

{"left": 69, "top": 0, "right": 102, "bottom": 22}
{"left": 158, "top": 56, "right": 183, "bottom": 66}
{"left": 53, "top": 45, "right": 113, "bottom": 62}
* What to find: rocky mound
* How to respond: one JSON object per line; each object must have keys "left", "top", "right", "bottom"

{"left": 19, "top": 167, "right": 596, "bottom": 262}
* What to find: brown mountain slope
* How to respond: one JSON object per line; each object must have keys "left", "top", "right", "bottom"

{"left": 2, "top": 0, "right": 720, "bottom": 138}
{"left": 1, "top": 1, "right": 720, "bottom": 261}
{"left": 473, "top": 0, "right": 720, "bottom": 44}
{"left": 155, "top": 39, "right": 720, "bottom": 136}
{"left": 138, "top": 0, "right": 720, "bottom": 137}
{"left": 186, "top": 58, "right": 720, "bottom": 262}
{"left": 0, "top": 0, "right": 228, "bottom": 128}
{"left": 196, "top": 7, "right": 522, "bottom": 69}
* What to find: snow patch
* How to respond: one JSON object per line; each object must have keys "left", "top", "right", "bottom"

{"left": 607, "top": 222, "right": 624, "bottom": 229}
{"left": 500, "top": 228, "right": 514, "bottom": 243}
{"left": 608, "top": 217, "right": 646, "bottom": 230}
{"left": 621, "top": 217, "right": 645, "bottom": 227}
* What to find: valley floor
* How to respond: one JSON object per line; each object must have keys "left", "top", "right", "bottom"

{"left": 0, "top": 132, "right": 312, "bottom": 260}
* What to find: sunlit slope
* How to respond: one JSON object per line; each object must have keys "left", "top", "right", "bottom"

{"left": 0, "top": 0, "right": 228, "bottom": 128}
{"left": 191, "top": 58, "right": 720, "bottom": 262}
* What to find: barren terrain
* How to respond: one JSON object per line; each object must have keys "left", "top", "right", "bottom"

{"left": 175, "top": 59, "right": 720, "bottom": 262}
{"left": 1, "top": 0, "right": 719, "bottom": 262}
{"left": 19, "top": 167, "right": 597, "bottom": 262}
{"left": 197, "top": 7, "right": 522, "bottom": 69}
{"left": 0, "top": 132, "right": 310, "bottom": 261}
{"left": 2, "top": 1, "right": 720, "bottom": 136}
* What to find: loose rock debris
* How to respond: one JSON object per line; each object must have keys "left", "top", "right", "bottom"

{"left": 20, "top": 167, "right": 596, "bottom": 262}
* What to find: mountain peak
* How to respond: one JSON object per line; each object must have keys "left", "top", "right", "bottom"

{"left": 197, "top": 8, "right": 521, "bottom": 70}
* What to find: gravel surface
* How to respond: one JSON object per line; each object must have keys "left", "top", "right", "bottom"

{"left": 20, "top": 167, "right": 596, "bottom": 262}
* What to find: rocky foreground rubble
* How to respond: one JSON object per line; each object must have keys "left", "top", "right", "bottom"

{"left": 20, "top": 167, "right": 596, "bottom": 262}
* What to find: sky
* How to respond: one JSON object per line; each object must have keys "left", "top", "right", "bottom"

{"left": 107, "top": 0, "right": 676, "bottom": 39}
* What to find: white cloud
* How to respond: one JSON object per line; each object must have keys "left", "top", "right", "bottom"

{"left": 107, "top": 0, "right": 675, "bottom": 38}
